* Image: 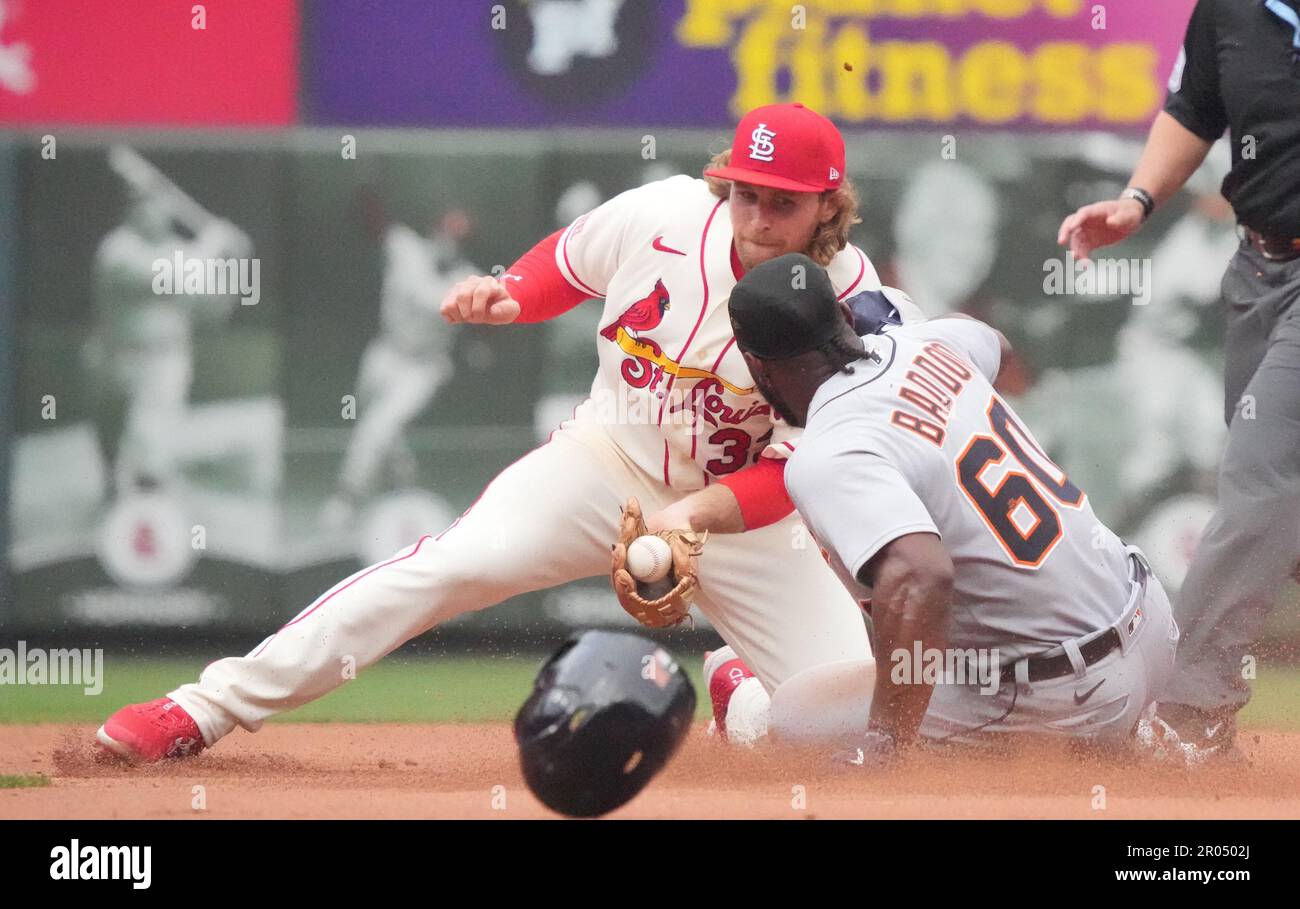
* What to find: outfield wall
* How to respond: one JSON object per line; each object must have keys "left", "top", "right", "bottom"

{"left": 1, "top": 128, "right": 1292, "bottom": 645}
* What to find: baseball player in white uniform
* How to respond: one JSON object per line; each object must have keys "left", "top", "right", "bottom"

{"left": 96, "top": 103, "right": 920, "bottom": 761}
{"left": 91, "top": 154, "right": 251, "bottom": 495}
{"left": 322, "top": 212, "right": 477, "bottom": 527}
{"left": 676, "top": 253, "right": 1178, "bottom": 758}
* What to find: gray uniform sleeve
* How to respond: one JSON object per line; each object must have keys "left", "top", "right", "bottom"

{"left": 788, "top": 446, "right": 940, "bottom": 586}
{"left": 918, "top": 317, "right": 1002, "bottom": 384}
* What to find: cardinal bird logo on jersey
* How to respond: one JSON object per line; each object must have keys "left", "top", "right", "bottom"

{"left": 599, "top": 278, "right": 670, "bottom": 342}
{"left": 600, "top": 276, "right": 756, "bottom": 396}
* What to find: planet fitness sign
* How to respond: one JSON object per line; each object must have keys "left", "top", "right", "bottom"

{"left": 303, "top": 0, "right": 1195, "bottom": 130}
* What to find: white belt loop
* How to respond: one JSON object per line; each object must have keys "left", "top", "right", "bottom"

{"left": 1061, "top": 639, "right": 1088, "bottom": 679}
{"left": 1013, "top": 657, "right": 1033, "bottom": 696}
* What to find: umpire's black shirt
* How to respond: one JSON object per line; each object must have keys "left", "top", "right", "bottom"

{"left": 1165, "top": 0, "right": 1300, "bottom": 234}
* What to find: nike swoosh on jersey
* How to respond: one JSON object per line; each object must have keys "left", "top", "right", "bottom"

{"left": 1073, "top": 680, "right": 1105, "bottom": 706}
{"left": 652, "top": 236, "right": 687, "bottom": 256}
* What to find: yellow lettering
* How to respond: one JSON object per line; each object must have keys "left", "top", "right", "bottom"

{"left": 704, "top": 1, "right": 1159, "bottom": 127}
{"left": 676, "top": 0, "right": 759, "bottom": 47}
{"left": 817, "top": 0, "right": 873, "bottom": 14}
{"left": 879, "top": 0, "right": 932, "bottom": 15}
{"left": 731, "top": 12, "right": 792, "bottom": 116}
{"left": 1040, "top": 0, "right": 1085, "bottom": 18}
{"left": 790, "top": 17, "right": 833, "bottom": 112}
{"left": 876, "top": 41, "right": 956, "bottom": 121}
{"left": 1095, "top": 43, "right": 1159, "bottom": 122}
{"left": 974, "top": 0, "right": 1035, "bottom": 18}
{"left": 1030, "top": 42, "right": 1090, "bottom": 123}
{"left": 959, "top": 41, "right": 1026, "bottom": 123}
{"left": 829, "top": 24, "right": 874, "bottom": 119}
{"left": 678, "top": 0, "right": 1087, "bottom": 39}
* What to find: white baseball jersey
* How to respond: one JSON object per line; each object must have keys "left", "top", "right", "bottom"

{"left": 556, "top": 174, "right": 895, "bottom": 490}
{"left": 94, "top": 221, "right": 245, "bottom": 350}
{"left": 380, "top": 224, "right": 468, "bottom": 359}
{"left": 784, "top": 318, "right": 1134, "bottom": 660}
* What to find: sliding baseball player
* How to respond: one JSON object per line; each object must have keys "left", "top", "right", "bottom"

{"left": 656, "top": 253, "right": 1178, "bottom": 758}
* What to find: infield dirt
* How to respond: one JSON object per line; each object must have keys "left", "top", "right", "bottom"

{"left": 2, "top": 722, "right": 1298, "bottom": 819}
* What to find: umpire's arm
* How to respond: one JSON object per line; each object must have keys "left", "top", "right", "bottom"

{"left": 1056, "top": 0, "right": 1220, "bottom": 260}
{"left": 860, "top": 533, "right": 953, "bottom": 744}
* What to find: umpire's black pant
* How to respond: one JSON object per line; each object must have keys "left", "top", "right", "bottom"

{"left": 1164, "top": 239, "right": 1300, "bottom": 714}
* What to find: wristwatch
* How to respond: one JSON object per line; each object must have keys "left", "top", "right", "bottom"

{"left": 1120, "top": 186, "right": 1156, "bottom": 222}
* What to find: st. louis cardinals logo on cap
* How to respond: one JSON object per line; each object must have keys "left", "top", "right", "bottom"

{"left": 704, "top": 103, "right": 846, "bottom": 194}
{"left": 748, "top": 123, "right": 776, "bottom": 162}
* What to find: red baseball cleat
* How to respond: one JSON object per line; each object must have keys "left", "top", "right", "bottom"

{"left": 703, "top": 646, "right": 755, "bottom": 740}
{"left": 96, "top": 698, "right": 207, "bottom": 763}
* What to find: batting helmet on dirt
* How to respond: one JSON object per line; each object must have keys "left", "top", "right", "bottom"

{"left": 514, "top": 630, "right": 696, "bottom": 818}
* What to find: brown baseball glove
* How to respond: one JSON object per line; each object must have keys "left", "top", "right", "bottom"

{"left": 610, "top": 496, "right": 707, "bottom": 628}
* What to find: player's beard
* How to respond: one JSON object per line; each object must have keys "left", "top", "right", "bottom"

{"left": 752, "top": 372, "right": 803, "bottom": 428}
{"left": 735, "top": 236, "right": 791, "bottom": 271}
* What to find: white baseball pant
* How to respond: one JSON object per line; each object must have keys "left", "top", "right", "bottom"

{"left": 169, "top": 416, "right": 872, "bottom": 744}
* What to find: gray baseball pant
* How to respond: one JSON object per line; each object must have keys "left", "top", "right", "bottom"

{"left": 1163, "top": 240, "right": 1300, "bottom": 714}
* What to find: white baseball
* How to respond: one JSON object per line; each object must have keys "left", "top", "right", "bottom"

{"left": 627, "top": 535, "right": 672, "bottom": 583}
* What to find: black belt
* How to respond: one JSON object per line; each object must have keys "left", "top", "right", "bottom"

{"left": 999, "top": 627, "right": 1121, "bottom": 684}
{"left": 1242, "top": 226, "right": 1300, "bottom": 262}
{"left": 998, "top": 553, "right": 1148, "bottom": 685}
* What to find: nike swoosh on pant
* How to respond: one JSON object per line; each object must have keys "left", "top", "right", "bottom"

{"left": 1073, "top": 681, "right": 1105, "bottom": 705}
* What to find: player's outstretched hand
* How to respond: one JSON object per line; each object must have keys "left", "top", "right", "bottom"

{"left": 440, "top": 274, "right": 521, "bottom": 325}
{"left": 1056, "top": 198, "right": 1145, "bottom": 262}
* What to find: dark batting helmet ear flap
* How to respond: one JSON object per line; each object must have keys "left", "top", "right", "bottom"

{"left": 514, "top": 630, "right": 696, "bottom": 818}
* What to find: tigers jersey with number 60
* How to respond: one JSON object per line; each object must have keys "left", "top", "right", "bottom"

{"left": 555, "top": 174, "right": 905, "bottom": 491}
{"left": 785, "top": 318, "right": 1134, "bottom": 662}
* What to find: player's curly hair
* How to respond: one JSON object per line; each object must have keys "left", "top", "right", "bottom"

{"left": 703, "top": 148, "right": 862, "bottom": 268}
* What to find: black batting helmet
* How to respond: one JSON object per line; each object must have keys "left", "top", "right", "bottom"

{"left": 514, "top": 630, "right": 696, "bottom": 818}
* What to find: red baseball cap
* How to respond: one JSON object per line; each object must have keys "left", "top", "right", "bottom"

{"left": 704, "top": 103, "right": 846, "bottom": 194}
